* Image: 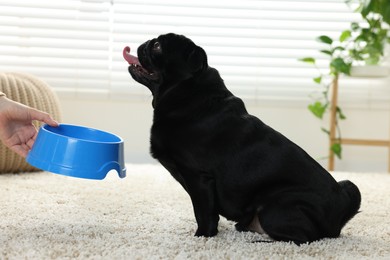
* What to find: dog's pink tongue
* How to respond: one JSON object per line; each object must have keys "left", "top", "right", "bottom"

{"left": 123, "top": 46, "right": 140, "bottom": 66}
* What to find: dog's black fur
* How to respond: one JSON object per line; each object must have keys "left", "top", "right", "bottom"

{"left": 126, "top": 33, "right": 361, "bottom": 245}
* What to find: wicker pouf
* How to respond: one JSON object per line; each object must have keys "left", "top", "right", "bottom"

{"left": 0, "top": 72, "right": 62, "bottom": 173}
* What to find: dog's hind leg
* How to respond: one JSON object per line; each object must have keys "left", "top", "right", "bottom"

{"left": 338, "top": 180, "right": 361, "bottom": 228}
{"left": 235, "top": 207, "right": 266, "bottom": 234}
{"left": 258, "top": 204, "right": 321, "bottom": 245}
{"left": 248, "top": 214, "right": 266, "bottom": 234}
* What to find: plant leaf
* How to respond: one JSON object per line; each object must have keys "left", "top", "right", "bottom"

{"left": 321, "top": 127, "right": 330, "bottom": 135}
{"left": 337, "top": 107, "right": 347, "bottom": 120}
{"left": 320, "top": 50, "right": 332, "bottom": 56}
{"left": 340, "top": 30, "right": 352, "bottom": 42}
{"left": 308, "top": 101, "right": 327, "bottom": 119}
{"left": 332, "top": 46, "right": 345, "bottom": 52}
{"left": 317, "top": 35, "right": 333, "bottom": 45}
{"left": 351, "top": 22, "right": 360, "bottom": 31}
{"left": 299, "top": 57, "right": 316, "bottom": 64}
{"left": 330, "top": 58, "right": 351, "bottom": 75}
{"left": 361, "top": 0, "right": 374, "bottom": 18}
{"left": 383, "top": 2, "right": 390, "bottom": 24}
{"left": 313, "top": 76, "right": 322, "bottom": 84}
{"left": 331, "top": 143, "right": 342, "bottom": 159}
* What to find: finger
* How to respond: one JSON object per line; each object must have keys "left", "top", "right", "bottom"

{"left": 27, "top": 136, "right": 35, "bottom": 150}
{"left": 11, "top": 145, "right": 29, "bottom": 158}
{"left": 29, "top": 109, "right": 59, "bottom": 127}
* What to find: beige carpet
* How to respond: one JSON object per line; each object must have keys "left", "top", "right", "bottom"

{"left": 1, "top": 164, "right": 390, "bottom": 259}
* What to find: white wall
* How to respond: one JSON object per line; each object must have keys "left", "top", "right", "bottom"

{"left": 57, "top": 94, "right": 390, "bottom": 173}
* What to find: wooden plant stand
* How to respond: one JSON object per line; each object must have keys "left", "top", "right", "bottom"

{"left": 328, "top": 77, "right": 390, "bottom": 172}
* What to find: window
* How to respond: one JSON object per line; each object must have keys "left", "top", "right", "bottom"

{"left": 0, "top": 0, "right": 111, "bottom": 99}
{"left": 1, "top": 0, "right": 389, "bottom": 107}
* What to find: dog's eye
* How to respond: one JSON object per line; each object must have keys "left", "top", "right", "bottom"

{"left": 152, "top": 41, "right": 162, "bottom": 53}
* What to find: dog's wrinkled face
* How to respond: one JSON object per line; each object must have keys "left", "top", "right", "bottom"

{"left": 123, "top": 33, "right": 207, "bottom": 97}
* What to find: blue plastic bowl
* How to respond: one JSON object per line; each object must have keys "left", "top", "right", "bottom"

{"left": 26, "top": 124, "right": 126, "bottom": 180}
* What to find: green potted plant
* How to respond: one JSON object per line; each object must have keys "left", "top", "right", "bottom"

{"left": 348, "top": 0, "right": 390, "bottom": 76}
{"left": 300, "top": 0, "right": 390, "bottom": 165}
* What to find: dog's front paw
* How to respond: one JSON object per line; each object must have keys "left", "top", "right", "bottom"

{"left": 195, "top": 227, "right": 218, "bottom": 237}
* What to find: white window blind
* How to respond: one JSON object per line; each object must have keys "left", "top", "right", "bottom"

{"left": 1, "top": 0, "right": 389, "bottom": 107}
{"left": 0, "top": 0, "right": 111, "bottom": 98}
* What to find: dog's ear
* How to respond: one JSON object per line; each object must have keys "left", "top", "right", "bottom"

{"left": 187, "top": 46, "right": 207, "bottom": 73}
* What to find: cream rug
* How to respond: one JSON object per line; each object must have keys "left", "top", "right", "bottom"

{"left": 1, "top": 164, "right": 390, "bottom": 259}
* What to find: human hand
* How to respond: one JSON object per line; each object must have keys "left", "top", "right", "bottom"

{"left": 0, "top": 96, "right": 59, "bottom": 158}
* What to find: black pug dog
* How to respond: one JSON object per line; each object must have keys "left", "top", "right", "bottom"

{"left": 123, "top": 33, "right": 361, "bottom": 245}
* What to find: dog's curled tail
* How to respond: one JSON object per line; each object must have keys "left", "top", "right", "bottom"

{"left": 338, "top": 180, "right": 361, "bottom": 229}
